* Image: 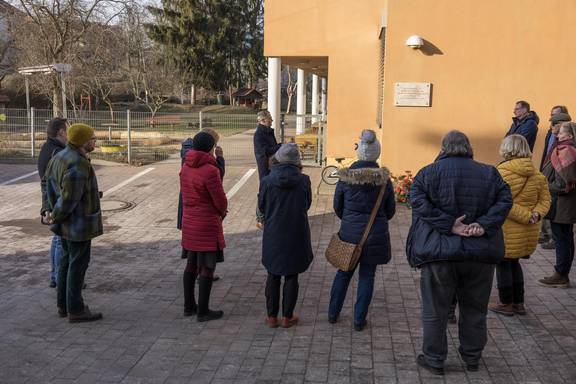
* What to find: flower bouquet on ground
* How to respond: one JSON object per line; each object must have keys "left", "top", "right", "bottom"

{"left": 392, "top": 171, "right": 413, "bottom": 208}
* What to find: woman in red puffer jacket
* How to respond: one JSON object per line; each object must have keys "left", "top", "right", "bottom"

{"left": 180, "top": 131, "right": 228, "bottom": 322}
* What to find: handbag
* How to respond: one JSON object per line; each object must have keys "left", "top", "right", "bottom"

{"left": 325, "top": 183, "right": 386, "bottom": 271}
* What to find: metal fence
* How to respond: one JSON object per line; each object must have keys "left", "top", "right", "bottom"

{"left": 0, "top": 108, "right": 326, "bottom": 166}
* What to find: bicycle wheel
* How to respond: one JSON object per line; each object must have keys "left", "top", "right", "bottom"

{"left": 321, "top": 165, "right": 339, "bottom": 185}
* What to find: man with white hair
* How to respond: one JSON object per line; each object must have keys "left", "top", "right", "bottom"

{"left": 253, "top": 110, "right": 281, "bottom": 181}
{"left": 407, "top": 131, "right": 512, "bottom": 375}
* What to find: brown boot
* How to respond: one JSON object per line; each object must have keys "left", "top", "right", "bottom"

{"left": 265, "top": 317, "right": 279, "bottom": 328}
{"left": 513, "top": 303, "right": 527, "bottom": 315}
{"left": 489, "top": 303, "right": 514, "bottom": 316}
{"left": 281, "top": 316, "right": 299, "bottom": 328}
{"left": 68, "top": 306, "right": 103, "bottom": 323}
{"left": 538, "top": 272, "right": 569, "bottom": 288}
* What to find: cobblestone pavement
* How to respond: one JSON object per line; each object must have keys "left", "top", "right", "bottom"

{"left": 0, "top": 156, "right": 575, "bottom": 384}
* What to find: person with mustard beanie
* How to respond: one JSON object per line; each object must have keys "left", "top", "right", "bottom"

{"left": 41, "top": 123, "right": 103, "bottom": 323}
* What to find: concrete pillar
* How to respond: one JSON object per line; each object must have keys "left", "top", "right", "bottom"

{"left": 267, "top": 57, "right": 281, "bottom": 130}
{"left": 296, "top": 68, "right": 307, "bottom": 134}
{"left": 321, "top": 77, "right": 327, "bottom": 119}
{"left": 311, "top": 74, "right": 319, "bottom": 124}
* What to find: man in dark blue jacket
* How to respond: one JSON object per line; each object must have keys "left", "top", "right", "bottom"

{"left": 407, "top": 131, "right": 512, "bottom": 376}
{"left": 506, "top": 100, "right": 539, "bottom": 151}
{"left": 37, "top": 117, "right": 68, "bottom": 288}
{"left": 253, "top": 110, "right": 281, "bottom": 181}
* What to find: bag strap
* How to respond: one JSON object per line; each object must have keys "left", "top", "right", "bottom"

{"left": 358, "top": 183, "right": 387, "bottom": 249}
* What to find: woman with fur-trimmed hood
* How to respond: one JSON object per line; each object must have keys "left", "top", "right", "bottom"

{"left": 328, "top": 130, "right": 396, "bottom": 331}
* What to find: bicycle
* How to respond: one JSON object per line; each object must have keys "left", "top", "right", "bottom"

{"left": 321, "top": 157, "right": 356, "bottom": 185}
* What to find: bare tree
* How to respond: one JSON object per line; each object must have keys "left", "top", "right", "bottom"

{"left": 0, "top": 1, "right": 19, "bottom": 92}
{"left": 13, "top": 0, "right": 125, "bottom": 116}
{"left": 284, "top": 65, "right": 297, "bottom": 114}
{"left": 121, "top": 2, "right": 177, "bottom": 118}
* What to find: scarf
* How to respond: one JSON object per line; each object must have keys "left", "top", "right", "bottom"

{"left": 550, "top": 140, "right": 576, "bottom": 188}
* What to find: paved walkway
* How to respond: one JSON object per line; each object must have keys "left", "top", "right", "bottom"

{"left": 0, "top": 158, "right": 575, "bottom": 384}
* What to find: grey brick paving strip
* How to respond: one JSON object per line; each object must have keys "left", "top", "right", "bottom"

{"left": 0, "top": 159, "right": 575, "bottom": 383}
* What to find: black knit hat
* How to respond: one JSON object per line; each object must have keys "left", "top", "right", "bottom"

{"left": 193, "top": 132, "right": 215, "bottom": 153}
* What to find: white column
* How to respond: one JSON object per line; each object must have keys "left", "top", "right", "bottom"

{"left": 267, "top": 57, "right": 281, "bottom": 130}
{"left": 321, "top": 77, "right": 327, "bottom": 120}
{"left": 296, "top": 68, "right": 307, "bottom": 134}
{"left": 311, "top": 74, "right": 319, "bottom": 124}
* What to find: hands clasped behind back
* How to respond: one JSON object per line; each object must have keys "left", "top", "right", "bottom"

{"left": 451, "top": 215, "right": 485, "bottom": 237}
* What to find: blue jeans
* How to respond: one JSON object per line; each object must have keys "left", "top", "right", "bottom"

{"left": 49, "top": 235, "right": 63, "bottom": 284}
{"left": 328, "top": 262, "right": 377, "bottom": 325}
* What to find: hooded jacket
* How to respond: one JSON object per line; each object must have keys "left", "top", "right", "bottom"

{"left": 506, "top": 111, "right": 540, "bottom": 151}
{"left": 334, "top": 161, "right": 396, "bottom": 265}
{"left": 497, "top": 158, "right": 551, "bottom": 258}
{"left": 180, "top": 150, "right": 228, "bottom": 251}
{"left": 177, "top": 137, "right": 225, "bottom": 230}
{"left": 258, "top": 163, "right": 313, "bottom": 275}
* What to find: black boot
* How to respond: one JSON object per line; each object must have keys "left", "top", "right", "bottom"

{"left": 197, "top": 276, "right": 223, "bottom": 322}
{"left": 183, "top": 271, "right": 197, "bottom": 316}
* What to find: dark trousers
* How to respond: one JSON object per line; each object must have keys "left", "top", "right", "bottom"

{"left": 495, "top": 259, "right": 524, "bottom": 304}
{"left": 57, "top": 239, "right": 91, "bottom": 314}
{"left": 550, "top": 222, "right": 575, "bottom": 277}
{"left": 420, "top": 261, "right": 495, "bottom": 368}
{"left": 328, "top": 262, "right": 377, "bottom": 325}
{"left": 265, "top": 273, "right": 298, "bottom": 318}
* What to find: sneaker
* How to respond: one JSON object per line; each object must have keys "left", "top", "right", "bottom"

{"left": 513, "top": 303, "right": 527, "bottom": 315}
{"left": 197, "top": 310, "right": 224, "bottom": 322}
{"left": 538, "top": 272, "right": 569, "bottom": 288}
{"left": 416, "top": 354, "right": 444, "bottom": 376}
{"left": 49, "top": 281, "right": 57, "bottom": 288}
{"left": 265, "top": 317, "right": 279, "bottom": 328}
{"left": 489, "top": 303, "right": 515, "bottom": 316}
{"left": 328, "top": 315, "right": 338, "bottom": 324}
{"left": 541, "top": 241, "right": 556, "bottom": 250}
{"left": 57, "top": 307, "right": 67, "bottom": 318}
{"left": 68, "top": 306, "right": 103, "bottom": 323}
{"left": 281, "top": 316, "right": 299, "bottom": 328}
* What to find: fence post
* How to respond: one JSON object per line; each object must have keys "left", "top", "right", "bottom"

{"left": 30, "top": 107, "right": 35, "bottom": 158}
{"left": 199, "top": 111, "right": 203, "bottom": 131}
{"left": 280, "top": 113, "right": 285, "bottom": 143}
{"left": 127, "top": 109, "right": 132, "bottom": 165}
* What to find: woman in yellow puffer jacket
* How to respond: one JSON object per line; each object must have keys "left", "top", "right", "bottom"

{"left": 489, "top": 135, "right": 551, "bottom": 316}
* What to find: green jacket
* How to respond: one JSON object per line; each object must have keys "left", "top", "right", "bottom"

{"left": 41, "top": 144, "right": 103, "bottom": 241}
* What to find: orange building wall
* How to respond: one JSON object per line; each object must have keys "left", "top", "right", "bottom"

{"left": 382, "top": 0, "right": 576, "bottom": 173}
{"left": 265, "top": 0, "right": 576, "bottom": 174}
{"left": 264, "top": 0, "right": 388, "bottom": 161}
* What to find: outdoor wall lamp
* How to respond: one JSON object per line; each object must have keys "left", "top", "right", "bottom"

{"left": 406, "top": 35, "right": 424, "bottom": 49}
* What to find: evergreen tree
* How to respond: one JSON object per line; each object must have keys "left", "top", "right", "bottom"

{"left": 147, "top": 0, "right": 265, "bottom": 95}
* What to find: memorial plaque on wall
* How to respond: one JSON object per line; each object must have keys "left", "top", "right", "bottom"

{"left": 394, "top": 82, "right": 431, "bottom": 107}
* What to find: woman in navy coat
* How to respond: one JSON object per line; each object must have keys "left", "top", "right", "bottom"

{"left": 328, "top": 130, "right": 396, "bottom": 331}
{"left": 258, "top": 143, "right": 313, "bottom": 328}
